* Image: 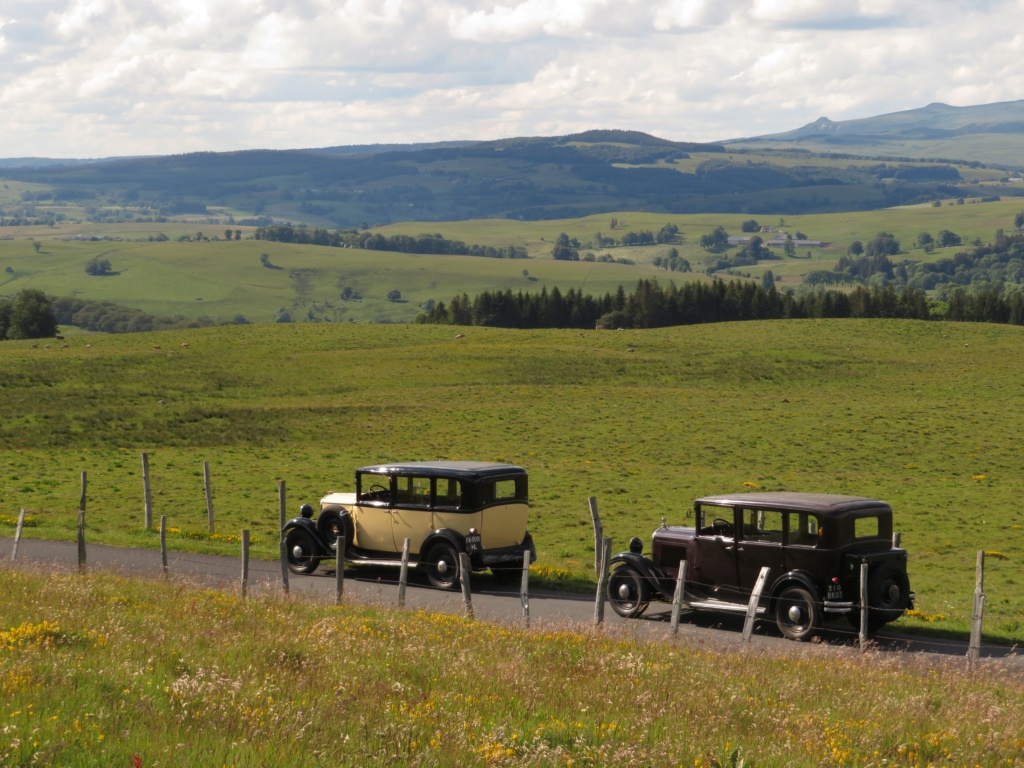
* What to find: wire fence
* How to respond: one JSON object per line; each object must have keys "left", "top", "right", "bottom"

{"left": 2, "top": 471, "right": 1020, "bottom": 662}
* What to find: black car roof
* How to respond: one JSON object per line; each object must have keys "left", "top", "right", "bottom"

{"left": 356, "top": 461, "right": 527, "bottom": 481}
{"left": 695, "top": 492, "right": 891, "bottom": 518}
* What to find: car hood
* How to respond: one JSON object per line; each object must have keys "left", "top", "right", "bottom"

{"left": 321, "top": 491, "right": 357, "bottom": 506}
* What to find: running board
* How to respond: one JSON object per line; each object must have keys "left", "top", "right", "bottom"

{"left": 336, "top": 558, "right": 418, "bottom": 568}
{"left": 686, "top": 599, "right": 766, "bottom": 615}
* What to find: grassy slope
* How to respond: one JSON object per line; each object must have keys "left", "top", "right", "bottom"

{"left": 3, "top": 197, "right": 1023, "bottom": 323}
{"left": 2, "top": 566, "right": 1022, "bottom": 767}
{"left": 2, "top": 319, "right": 1023, "bottom": 641}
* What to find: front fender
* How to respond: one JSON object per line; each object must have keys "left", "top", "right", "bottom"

{"left": 282, "top": 516, "right": 332, "bottom": 556}
{"left": 608, "top": 552, "right": 671, "bottom": 598}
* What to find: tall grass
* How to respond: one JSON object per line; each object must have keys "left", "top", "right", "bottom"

{"left": 2, "top": 564, "right": 1023, "bottom": 767}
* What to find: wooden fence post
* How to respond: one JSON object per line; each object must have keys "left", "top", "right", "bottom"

{"left": 594, "top": 537, "right": 613, "bottom": 626}
{"left": 335, "top": 535, "right": 345, "bottom": 605}
{"left": 589, "top": 497, "right": 603, "bottom": 578}
{"left": 520, "top": 550, "right": 531, "bottom": 628}
{"left": 278, "top": 480, "right": 289, "bottom": 595}
{"left": 670, "top": 563, "right": 687, "bottom": 636}
{"left": 459, "top": 553, "right": 474, "bottom": 619}
{"left": 968, "top": 551, "right": 986, "bottom": 664}
{"left": 241, "top": 529, "right": 250, "bottom": 599}
{"left": 859, "top": 562, "right": 870, "bottom": 650}
{"left": 203, "top": 461, "right": 215, "bottom": 534}
{"left": 742, "top": 567, "right": 769, "bottom": 642}
{"left": 141, "top": 453, "right": 153, "bottom": 531}
{"left": 79, "top": 471, "right": 87, "bottom": 516}
{"left": 11, "top": 509, "right": 26, "bottom": 561}
{"left": 77, "top": 509, "right": 86, "bottom": 573}
{"left": 398, "top": 538, "right": 411, "bottom": 609}
{"left": 160, "top": 515, "right": 168, "bottom": 578}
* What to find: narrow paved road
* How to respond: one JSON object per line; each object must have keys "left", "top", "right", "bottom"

{"left": 2, "top": 535, "right": 1020, "bottom": 667}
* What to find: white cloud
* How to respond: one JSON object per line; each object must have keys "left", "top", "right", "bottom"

{"left": 0, "top": 0, "right": 1023, "bottom": 156}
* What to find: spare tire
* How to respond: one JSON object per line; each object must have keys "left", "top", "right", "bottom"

{"left": 867, "top": 562, "right": 911, "bottom": 624}
{"left": 317, "top": 510, "right": 353, "bottom": 550}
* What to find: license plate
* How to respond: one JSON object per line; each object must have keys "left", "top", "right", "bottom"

{"left": 826, "top": 585, "right": 843, "bottom": 600}
{"left": 465, "top": 533, "right": 482, "bottom": 554}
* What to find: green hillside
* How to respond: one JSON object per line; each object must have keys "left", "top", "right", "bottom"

{"left": 3, "top": 319, "right": 1023, "bottom": 642}
{"left": 3, "top": 197, "right": 1024, "bottom": 324}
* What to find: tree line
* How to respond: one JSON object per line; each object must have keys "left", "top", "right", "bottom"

{"left": 254, "top": 224, "right": 527, "bottom": 259}
{"left": 417, "top": 278, "right": 1024, "bottom": 329}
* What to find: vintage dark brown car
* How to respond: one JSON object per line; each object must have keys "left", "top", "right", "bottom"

{"left": 607, "top": 492, "right": 913, "bottom": 640}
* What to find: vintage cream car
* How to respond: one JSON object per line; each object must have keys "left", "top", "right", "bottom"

{"left": 283, "top": 461, "right": 536, "bottom": 589}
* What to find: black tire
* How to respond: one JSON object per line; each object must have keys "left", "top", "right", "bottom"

{"left": 316, "top": 511, "right": 352, "bottom": 551}
{"left": 285, "top": 529, "right": 320, "bottom": 575}
{"left": 425, "top": 542, "right": 461, "bottom": 590}
{"left": 850, "top": 563, "right": 911, "bottom": 632}
{"left": 774, "top": 586, "right": 821, "bottom": 641}
{"left": 607, "top": 563, "right": 649, "bottom": 619}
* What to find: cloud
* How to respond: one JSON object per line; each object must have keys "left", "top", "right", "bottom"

{"left": 0, "top": 0, "right": 1022, "bottom": 156}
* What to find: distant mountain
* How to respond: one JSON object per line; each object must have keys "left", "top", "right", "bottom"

{"left": 2, "top": 113, "right": 1022, "bottom": 227}
{"left": 726, "top": 100, "right": 1024, "bottom": 165}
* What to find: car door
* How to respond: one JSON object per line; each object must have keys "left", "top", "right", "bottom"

{"left": 735, "top": 507, "right": 786, "bottom": 596}
{"left": 690, "top": 504, "right": 742, "bottom": 598}
{"left": 391, "top": 474, "right": 433, "bottom": 554}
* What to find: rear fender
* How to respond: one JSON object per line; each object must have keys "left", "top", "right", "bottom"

{"left": 420, "top": 529, "right": 467, "bottom": 562}
{"left": 768, "top": 571, "right": 822, "bottom": 603}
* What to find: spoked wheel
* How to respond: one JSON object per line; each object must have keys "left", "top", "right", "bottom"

{"left": 425, "top": 542, "right": 461, "bottom": 590}
{"left": 285, "top": 529, "right": 320, "bottom": 575}
{"left": 607, "top": 563, "right": 649, "bottom": 619}
{"left": 774, "top": 586, "right": 821, "bottom": 641}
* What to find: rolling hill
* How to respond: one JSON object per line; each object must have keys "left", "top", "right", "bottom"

{"left": 4, "top": 100, "right": 1024, "bottom": 229}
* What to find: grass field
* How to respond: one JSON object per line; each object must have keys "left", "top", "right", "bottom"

{"left": 2, "top": 319, "right": 1023, "bottom": 642}
{"left": 2, "top": 565, "right": 1022, "bottom": 767}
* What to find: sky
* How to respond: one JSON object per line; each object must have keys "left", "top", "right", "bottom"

{"left": 2, "top": 0, "right": 1023, "bottom": 159}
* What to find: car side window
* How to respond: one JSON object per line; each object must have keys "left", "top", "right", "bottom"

{"left": 743, "top": 509, "right": 784, "bottom": 543}
{"left": 788, "top": 512, "right": 820, "bottom": 546}
{"left": 854, "top": 515, "right": 881, "bottom": 539}
{"left": 433, "top": 478, "right": 462, "bottom": 510}
{"left": 394, "top": 475, "right": 431, "bottom": 506}
{"left": 697, "top": 504, "right": 734, "bottom": 537}
{"left": 357, "top": 473, "right": 392, "bottom": 504}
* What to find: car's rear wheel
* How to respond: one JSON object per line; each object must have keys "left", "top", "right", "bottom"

{"left": 607, "top": 563, "right": 649, "bottom": 619}
{"left": 285, "top": 529, "right": 320, "bottom": 575}
{"left": 425, "top": 542, "right": 461, "bottom": 590}
{"left": 774, "top": 586, "right": 820, "bottom": 641}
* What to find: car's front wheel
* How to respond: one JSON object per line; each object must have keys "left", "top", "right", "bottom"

{"left": 425, "top": 542, "right": 461, "bottom": 590}
{"left": 285, "top": 529, "right": 320, "bottom": 575}
{"left": 607, "top": 563, "right": 649, "bottom": 619}
{"left": 774, "top": 586, "right": 820, "bottom": 641}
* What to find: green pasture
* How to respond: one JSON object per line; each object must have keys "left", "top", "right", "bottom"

{"left": 0, "top": 236, "right": 666, "bottom": 324}
{"left": 2, "top": 319, "right": 1023, "bottom": 641}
